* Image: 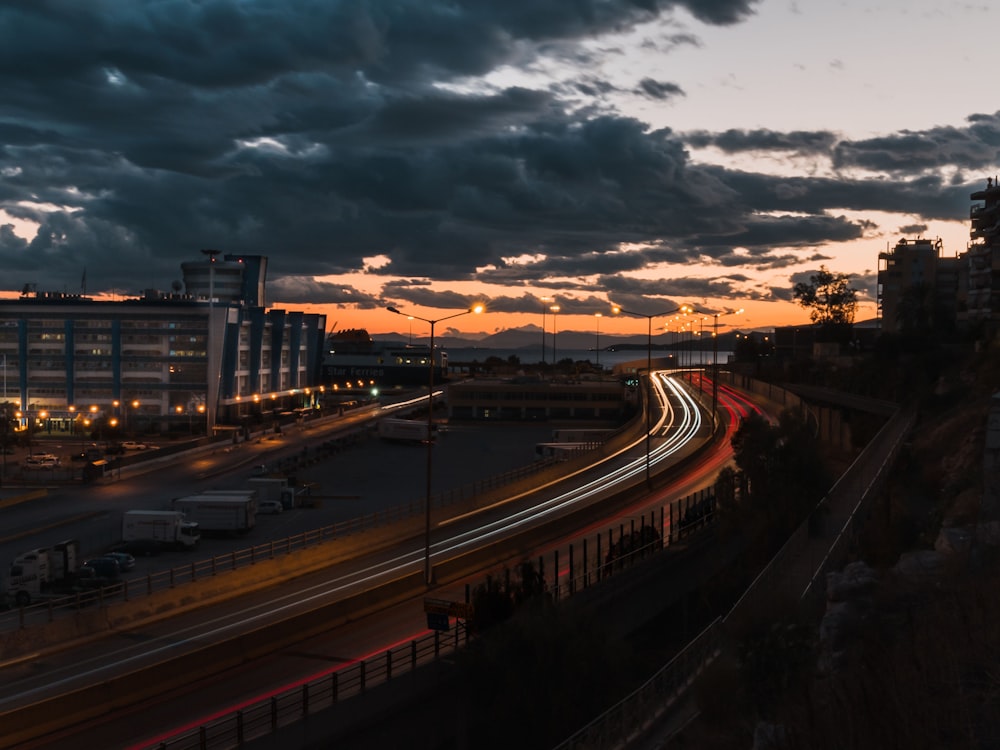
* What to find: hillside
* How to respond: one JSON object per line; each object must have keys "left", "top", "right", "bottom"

{"left": 676, "top": 338, "right": 1000, "bottom": 749}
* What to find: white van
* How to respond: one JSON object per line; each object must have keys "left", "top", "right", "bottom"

{"left": 258, "top": 500, "right": 283, "bottom": 515}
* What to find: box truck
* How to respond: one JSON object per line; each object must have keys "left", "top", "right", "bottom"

{"left": 247, "top": 477, "right": 297, "bottom": 508}
{"left": 378, "top": 418, "right": 432, "bottom": 443}
{"left": 122, "top": 510, "right": 201, "bottom": 552}
{"left": 173, "top": 494, "right": 257, "bottom": 534}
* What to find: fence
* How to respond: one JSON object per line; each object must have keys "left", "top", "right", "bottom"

{"left": 143, "top": 623, "right": 469, "bottom": 750}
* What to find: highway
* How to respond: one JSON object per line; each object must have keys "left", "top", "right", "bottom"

{"left": 0, "top": 372, "right": 767, "bottom": 749}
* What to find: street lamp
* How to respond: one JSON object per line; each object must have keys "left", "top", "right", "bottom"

{"left": 540, "top": 296, "right": 552, "bottom": 365}
{"left": 594, "top": 312, "right": 602, "bottom": 369}
{"left": 387, "top": 302, "right": 486, "bottom": 585}
{"left": 550, "top": 305, "right": 560, "bottom": 367}
{"left": 692, "top": 307, "right": 743, "bottom": 431}
{"left": 127, "top": 399, "right": 140, "bottom": 438}
{"left": 611, "top": 303, "right": 692, "bottom": 487}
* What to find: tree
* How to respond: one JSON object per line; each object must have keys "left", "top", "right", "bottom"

{"left": 793, "top": 266, "right": 859, "bottom": 330}
{"left": 729, "top": 409, "right": 831, "bottom": 554}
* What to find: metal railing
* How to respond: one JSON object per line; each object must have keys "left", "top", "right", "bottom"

{"left": 142, "top": 623, "right": 469, "bottom": 750}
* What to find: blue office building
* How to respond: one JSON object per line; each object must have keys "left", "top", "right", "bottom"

{"left": 0, "top": 254, "right": 327, "bottom": 435}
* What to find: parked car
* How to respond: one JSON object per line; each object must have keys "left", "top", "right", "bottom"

{"left": 82, "top": 556, "right": 121, "bottom": 579}
{"left": 258, "top": 500, "right": 283, "bottom": 515}
{"left": 103, "top": 551, "right": 136, "bottom": 572}
{"left": 121, "top": 440, "right": 147, "bottom": 450}
{"left": 24, "top": 453, "right": 60, "bottom": 468}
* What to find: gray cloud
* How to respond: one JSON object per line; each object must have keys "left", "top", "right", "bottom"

{"left": 637, "top": 78, "right": 686, "bottom": 100}
{"left": 0, "top": 0, "right": 992, "bottom": 314}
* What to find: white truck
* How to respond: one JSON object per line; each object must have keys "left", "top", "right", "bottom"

{"left": 378, "top": 417, "right": 432, "bottom": 443}
{"left": 173, "top": 493, "right": 257, "bottom": 534}
{"left": 247, "top": 477, "right": 296, "bottom": 508}
{"left": 4, "top": 539, "right": 88, "bottom": 607}
{"left": 122, "top": 510, "right": 201, "bottom": 552}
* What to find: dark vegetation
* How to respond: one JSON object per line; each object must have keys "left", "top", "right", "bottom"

{"left": 675, "top": 329, "right": 1000, "bottom": 748}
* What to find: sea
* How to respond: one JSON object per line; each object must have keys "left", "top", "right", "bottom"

{"left": 446, "top": 346, "right": 732, "bottom": 369}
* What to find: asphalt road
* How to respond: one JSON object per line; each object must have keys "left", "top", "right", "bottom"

{"left": 0, "top": 402, "right": 581, "bottom": 579}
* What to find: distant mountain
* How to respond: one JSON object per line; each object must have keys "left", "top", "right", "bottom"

{"left": 374, "top": 323, "right": 749, "bottom": 352}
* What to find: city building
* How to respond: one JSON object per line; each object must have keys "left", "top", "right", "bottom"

{"left": 876, "top": 237, "right": 960, "bottom": 334}
{"left": 966, "top": 176, "right": 1000, "bottom": 325}
{"left": 875, "top": 175, "right": 1000, "bottom": 336}
{"left": 0, "top": 254, "right": 327, "bottom": 436}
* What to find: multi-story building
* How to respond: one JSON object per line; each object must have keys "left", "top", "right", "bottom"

{"left": 876, "top": 175, "right": 1000, "bottom": 335}
{"left": 0, "top": 254, "right": 326, "bottom": 436}
{"left": 966, "top": 176, "right": 1000, "bottom": 325}
{"left": 876, "top": 237, "right": 960, "bottom": 333}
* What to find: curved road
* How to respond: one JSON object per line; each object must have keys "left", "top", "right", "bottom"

{"left": 1, "top": 373, "right": 768, "bottom": 749}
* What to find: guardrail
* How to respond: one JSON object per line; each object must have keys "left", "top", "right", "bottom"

{"left": 142, "top": 623, "right": 470, "bottom": 750}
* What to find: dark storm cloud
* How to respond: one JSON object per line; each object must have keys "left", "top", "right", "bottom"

{"left": 637, "top": 78, "right": 685, "bottom": 100}
{"left": 897, "top": 223, "right": 928, "bottom": 236}
{"left": 833, "top": 113, "right": 1000, "bottom": 172}
{"left": 683, "top": 128, "right": 837, "bottom": 154}
{"left": 0, "top": 0, "right": 991, "bottom": 305}
{"left": 265, "top": 277, "right": 383, "bottom": 307}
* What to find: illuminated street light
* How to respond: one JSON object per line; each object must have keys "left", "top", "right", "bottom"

{"left": 550, "top": 305, "right": 560, "bottom": 367}
{"left": 690, "top": 307, "right": 743, "bottom": 431}
{"left": 540, "top": 296, "right": 552, "bottom": 364}
{"left": 387, "top": 302, "right": 486, "bottom": 585}
{"left": 611, "top": 303, "right": 692, "bottom": 487}
{"left": 594, "top": 312, "right": 602, "bottom": 368}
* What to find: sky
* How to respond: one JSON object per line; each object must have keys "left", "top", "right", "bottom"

{"left": 1, "top": 0, "right": 997, "bottom": 339}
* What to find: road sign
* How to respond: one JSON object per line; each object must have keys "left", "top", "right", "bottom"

{"left": 426, "top": 612, "right": 450, "bottom": 631}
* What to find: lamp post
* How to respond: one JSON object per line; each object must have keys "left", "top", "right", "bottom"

{"left": 129, "top": 399, "right": 140, "bottom": 438}
{"left": 540, "top": 296, "right": 552, "bottom": 365}
{"left": 691, "top": 307, "right": 743, "bottom": 432}
{"left": 550, "top": 305, "right": 560, "bottom": 368}
{"left": 594, "top": 312, "right": 602, "bottom": 368}
{"left": 612, "top": 303, "right": 691, "bottom": 487}
{"left": 387, "top": 303, "right": 485, "bottom": 585}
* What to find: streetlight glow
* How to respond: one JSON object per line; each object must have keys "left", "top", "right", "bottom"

{"left": 550, "top": 305, "right": 560, "bottom": 367}
{"left": 540, "top": 296, "right": 552, "bottom": 364}
{"left": 594, "top": 312, "right": 602, "bottom": 368}
{"left": 387, "top": 302, "right": 486, "bottom": 585}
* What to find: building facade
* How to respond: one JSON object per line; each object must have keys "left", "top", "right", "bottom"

{"left": 0, "top": 254, "right": 326, "bottom": 436}
{"left": 877, "top": 175, "right": 1000, "bottom": 334}
{"left": 876, "top": 237, "right": 960, "bottom": 334}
